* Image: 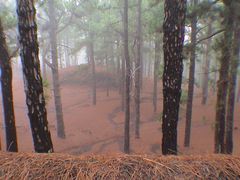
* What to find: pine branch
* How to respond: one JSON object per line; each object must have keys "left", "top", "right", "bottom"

{"left": 196, "top": 29, "right": 225, "bottom": 44}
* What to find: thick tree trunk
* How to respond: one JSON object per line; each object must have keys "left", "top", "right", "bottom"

{"left": 184, "top": 0, "right": 198, "bottom": 147}
{"left": 123, "top": 0, "right": 131, "bottom": 154}
{"left": 89, "top": 33, "right": 96, "bottom": 105}
{"left": 153, "top": 33, "right": 161, "bottom": 113}
{"left": 162, "top": 0, "right": 186, "bottom": 155}
{"left": 48, "top": 0, "right": 65, "bottom": 139}
{"left": 225, "top": 20, "right": 240, "bottom": 154}
{"left": 135, "top": 0, "right": 142, "bottom": 139}
{"left": 201, "top": 21, "right": 212, "bottom": 105}
{"left": 16, "top": 0, "right": 53, "bottom": 153}
{"left": 0, "top": 19, "right": 18, "bottom": 152}
{"left": 214, "top": 3, "right": 234, "bottom": 154}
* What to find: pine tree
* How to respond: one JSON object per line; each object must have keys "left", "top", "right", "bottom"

{"left": 153, "top": 33, "right": 161, "bottom": 113}
{"left": 88, "top": 32, "right": 96, "bottom": 105}
{"left": 162, "top": 0, "right": 187, "bottom": 155}
{"left": 184, "top": 0, "right": 198, "bottom": 147}
{"left": 123, "top": 0, "right": 131, "bottom": 154}
{"left": 215, "top": 1, "right": 234, "bottom": 153}
{"left": 225, "top": 2, "right": 240, "bottom": 154}
{"left": 0, "top": 18, "right": 18, "bottom": 152}
{"left": 201, "top": 19, "right": 212, "bottom": 105}
{"left": 16, "top": 0, "right": 53, "bottom": 153}
{"left": 135, "top": 0, "right": 142, "bottom": 139}
{"left": 48, "top": 0, "right": 66, "bottom": 138}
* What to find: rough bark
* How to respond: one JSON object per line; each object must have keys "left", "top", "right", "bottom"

{"left": 16, "top": 0, "right": 53, "bottom": 153}
{"left": 153, "top": 33, "right": 161, "bottom": 113}
{"left": 225, "top": 16, "right": 240, "bottom": 154}
{"left": 135, "top": 0, "right": 142, "bottom": 139}
{"left": 0, "top": 19, "right": 18, "bottom": 152}
{"left": 162, "top": 0, "right": 187, "bottom": 155}
{"left": 123, "top": 0, "right": 131, "bottom": 154}
{"left": 184, "top": 0, "right": 198, "bottom": 147}
{"left": 201, "top": 20, "right": 212, "bottom": 105}
{"left": 214, "top": 2, "right": 234, "bottom": 154}
{"left": 48, "top": 0, "right": 65, "bottom": 138}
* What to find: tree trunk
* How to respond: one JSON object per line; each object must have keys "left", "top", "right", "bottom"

{"left": 48, "top": 0, "right": 65, "bottom": 138}
{"left": 41, "top": 43, "right": 48, "bottom": 80}
{"left": 0, "top": 18, "right": 18, "bottom": 152}
{"left": 148, "top": 43, "right": 152, "bottom": 78}
{"left": 42, "top": 54, "right": 47, "bottom": 80}
{"left": 212, "top": 66, "right": 218, "bottom": 95}
{"left": 123, "top": 0, "right": 131, "bottom": 154}
{"left": 117, "top": 40, "right": 122, "bottom": 94}
{"left": 65, "top": 37, "right": 70, "bottom": 68}
{"left": 89, "top": 33, "right": 96, "bottom": 105}
{"left": 121, "top": 50, "right": 126, "bottom": 112}
{"left": 184, "top": 0, "right": 198, "bottom": 147}
{"left": 59, "top": 42, "right": 63, "bottom": 69}
{"left": 134, "top": 0, "right": 142, "bottom": 139}
{"left": 225, "top": 19, "right": 240, "bottom": 154}
{"left": 214, "top": 2, "right": 234, "bottom": 154}
{"left": 153, "top": 33, "right": 161, "bottom": 113}
{"left": 74, "top": 54, "right": 78, "bottom": 66}
{"left": 16, "top": 0, "right": 53, "bottom": 153}
{"left": 162, "top": 0, "right": 187, "bottom": 155}
{"left": 201, "top": 20, "right": 212, "bottom": 105}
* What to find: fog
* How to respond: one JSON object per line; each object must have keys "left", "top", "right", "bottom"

{"left": 0, "top": 0, "right": 240, "bottom": 156}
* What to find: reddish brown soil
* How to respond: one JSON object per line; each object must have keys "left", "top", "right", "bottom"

{"left": 1, "top": 66, "right": 240, "bottom": 155}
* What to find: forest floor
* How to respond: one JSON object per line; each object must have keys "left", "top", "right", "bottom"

{"left": 1, "top": 65, "right": 240, "bottom": 155}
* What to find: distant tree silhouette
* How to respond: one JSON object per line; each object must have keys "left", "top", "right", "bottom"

{"left": 123, "top": 0, "right": 131, "bottom": 154}
{"left": 88, "top": 32, "right": 96, "bottom": 105}
{"left": 153, "top": 33, "right": 161, "bottom": 113}
{"left": 48, "top": 0, "right": 66, "bottom": 138}
{"left": 201, "top": 20, "right": 212, "bottom": 105}
{"left": 135, "top": 0, "right": 142, "bottom": 139}
{"left": 184, "top": 0, "right": 198, "bottom": 147}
